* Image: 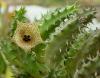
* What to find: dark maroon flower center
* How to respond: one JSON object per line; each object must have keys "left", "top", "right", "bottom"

{"left": 23, "top": 35, "right": 31, "bottom": 42}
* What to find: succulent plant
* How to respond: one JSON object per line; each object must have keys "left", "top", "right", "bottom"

{"left": 0, "top": 3, "right": 100, "bottom": 78}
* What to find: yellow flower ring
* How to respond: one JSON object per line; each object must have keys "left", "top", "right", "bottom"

{"left": 13, "top": 22, "right": 43, "bottom": 51}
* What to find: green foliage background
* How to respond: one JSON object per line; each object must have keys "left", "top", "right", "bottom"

{"left": 0, "top": 3, "right": 100, "bottom": 78}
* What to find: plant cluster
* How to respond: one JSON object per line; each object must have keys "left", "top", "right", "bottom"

{"left": 0, "top": 3, "right": 100, "bottom": 78}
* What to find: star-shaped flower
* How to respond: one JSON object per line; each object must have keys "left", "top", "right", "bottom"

{"left": 13, "top": 21, "right": 43, "bottom": 51}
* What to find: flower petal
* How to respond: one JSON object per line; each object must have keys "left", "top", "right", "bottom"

{"left": 13, "top": 21, "right": 43, "bottom": 51}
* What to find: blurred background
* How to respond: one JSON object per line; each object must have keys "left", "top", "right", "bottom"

{"left": 0, "top": 0, "right": 100, "bottom": 36}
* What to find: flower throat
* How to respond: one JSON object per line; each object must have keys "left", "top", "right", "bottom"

{"left": 23, "top": 35, "right": 31, "bottom": 42}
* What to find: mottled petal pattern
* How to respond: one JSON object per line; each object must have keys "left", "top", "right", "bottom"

{"left": 13, "top": 22, "right": 43, "bottom": 51}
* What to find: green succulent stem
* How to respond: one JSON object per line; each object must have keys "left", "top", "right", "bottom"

{"left": 45, "top": 9, "right": 96, "bottom": 69}
{"left": 65, "top": 29, "right": 100, "bottom": 78}
{"left": 74, "top": 54, "right": 100, "bottom": 78}
{"left": 39, "top": 4, "right": 78, "bottom": 40}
